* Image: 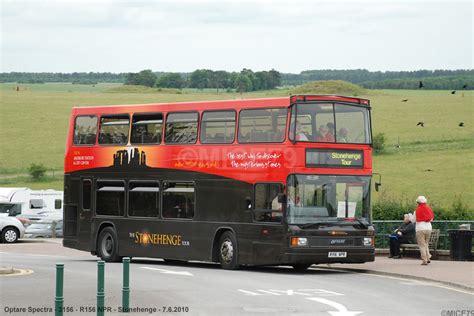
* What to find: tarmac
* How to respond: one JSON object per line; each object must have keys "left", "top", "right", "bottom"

{"left": 1, "top": 239, "right": 473, "bottom": 291}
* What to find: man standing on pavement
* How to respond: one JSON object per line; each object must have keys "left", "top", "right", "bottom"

{"left": 414, "top": 195, "right": 434, "bottom": 265}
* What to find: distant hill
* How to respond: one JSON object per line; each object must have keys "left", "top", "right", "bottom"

{"left": 290, "top": 80, "right": 366, "bottom": 96}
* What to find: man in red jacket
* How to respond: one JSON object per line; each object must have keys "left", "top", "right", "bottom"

{"left": 414, "top": 195, "right": 434, "bottom": 265}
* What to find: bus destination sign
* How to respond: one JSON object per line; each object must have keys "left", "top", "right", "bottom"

{"left": 306, "top": 149, "right": 364, "bottom": 168}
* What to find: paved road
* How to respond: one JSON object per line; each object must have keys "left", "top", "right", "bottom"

{"left": 1, "top": 241, "right": 473, "bottom": 316}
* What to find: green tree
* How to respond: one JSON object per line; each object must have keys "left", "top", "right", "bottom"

{"left": 125, "top": 69, "right": 157, "bottom": 87}
{"left": 373, "top": 132, "right": 385, "bottom": 153}
{"left": 189, "top": 69, "right": 210, "bottom": 90}
{"left": 235, "top": 74, "right": 252, "bottom": 93}
{"left": 156, "top": 73, "right": 185, "bottom": 88}
{"left": 267, "top": 69, "right": 282, "bottom": 88}
{"left": 239, "top": 69, "right": 258, "bottom": 91}
{"left": 28, "top": 163, "right": 47, "bottom": 180}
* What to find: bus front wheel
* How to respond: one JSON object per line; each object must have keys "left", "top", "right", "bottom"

{"left": 218, "top": 231, "right": 239, "bottom": 270}
{"left": 97, "top": 227, "right": 122, "bottom": 262}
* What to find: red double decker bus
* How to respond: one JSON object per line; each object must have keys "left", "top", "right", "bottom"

{"left": 63, "top": 95, "right": 375, "bottom": 270}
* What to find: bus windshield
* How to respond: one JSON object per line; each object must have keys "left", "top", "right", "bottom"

{"left": 286, "top": 175, "right": 370, "bottom": 224}
{"left": 289, "top": 102, "right": 371, "bottom": 144}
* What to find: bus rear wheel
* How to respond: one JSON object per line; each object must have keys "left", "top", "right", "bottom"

{"left": 218, "top": 231, "right": 239, "bottom": 270}
{"left": 97, "top": 227, "right": 122, "bottom": 262}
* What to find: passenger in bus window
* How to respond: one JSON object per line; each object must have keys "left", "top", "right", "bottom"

{"left": 290, "top": 121, "right": 308, "bottom": 141}
{"left": 271, "top": 196, "right": 282, "bottom": 211}
{"left": 296, "top": 122, "right": 308, "bottom": 141}
{"left": 287, "top": 195, "right": 302, "bottom": 207}
{"left": 326, "top": 122, "right": 336, "bottom": 140}
{"left": 337, "top": 128, "right": 349, "bottom": 143}
{"left": 316, "top": 125, "right": 335, "bottom": 142}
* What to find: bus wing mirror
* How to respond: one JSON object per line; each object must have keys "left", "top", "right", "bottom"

{"left": 277, "top": 193, "right": 286, "bottom": 204}
{"left": 375, "top": 182, "right": 381, "bottom": 192}
{"left": 373, "top": 173, "right": 382, "bottom": 192}
{"left": 245, "top": 198, "right": 252, "bottom": 210}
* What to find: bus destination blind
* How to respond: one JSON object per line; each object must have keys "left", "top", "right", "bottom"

{"left": 306, "top": 149, "right": 363, "bottom": 168}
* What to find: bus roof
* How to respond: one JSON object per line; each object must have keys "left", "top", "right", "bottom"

{"left": 71, "top": 95, "right": 369, "bottom": 115}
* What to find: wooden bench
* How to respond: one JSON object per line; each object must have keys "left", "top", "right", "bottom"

{"left": 400, "top": 229, "right": 440, "bottom": 259}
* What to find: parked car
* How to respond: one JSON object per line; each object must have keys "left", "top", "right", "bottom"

{"left": 25, "top": 219, "right": 63, "bottom": 238}
{"left": 0, "top": 214, "right": 25, "bottom": 243}
{"left": 17, "top": 211, "right": 63, "bottom": 228}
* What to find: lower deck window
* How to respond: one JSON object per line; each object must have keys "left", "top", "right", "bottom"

{"left": 128, "top": 182, "right": 160, "bottom": 217}
{"left": 96, "top": 181, "right": 125, "bottom": 216}
{"left": 254, "top": 183, "right": 283, "bottom": 222}
{"left": 162, "top": 182, "right": 194, "bottom": 219}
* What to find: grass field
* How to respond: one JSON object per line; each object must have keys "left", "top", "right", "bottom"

{"left": 0, "top": 82, "right": 472, "bottom": 209}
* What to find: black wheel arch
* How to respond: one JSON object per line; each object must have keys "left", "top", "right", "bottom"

{"left": 92, "top": 221, "right": 117, "bottom": 253}
{"left": 211, "top": 226, "right": 238, "bottom": 262}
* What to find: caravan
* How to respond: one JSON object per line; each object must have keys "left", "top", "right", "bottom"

{"left": 0, "top": 188, "right": 63, "bottom": 218}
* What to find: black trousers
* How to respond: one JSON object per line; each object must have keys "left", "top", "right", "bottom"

{"left": 389, "top": 237, "right": 410, "bottom": 256}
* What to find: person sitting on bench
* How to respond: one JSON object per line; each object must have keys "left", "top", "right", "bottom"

{"left": 389, "top": 213, "right": 416, "bottom": 258}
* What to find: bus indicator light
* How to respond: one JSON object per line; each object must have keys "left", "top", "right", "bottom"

{"left": 291, "top": 237, "right": 308, "bottom": 247}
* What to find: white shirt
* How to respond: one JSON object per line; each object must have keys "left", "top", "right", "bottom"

{"left": 413, "top": 210, "right": 432, "bottom": 231}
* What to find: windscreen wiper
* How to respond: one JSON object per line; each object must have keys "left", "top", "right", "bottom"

{"left": 300, "top": 221, "right": 335, "bottom": 229}
{"left": 355, "top": 218, "right": 370, "bottom": 228}
{"left": 300, "top": 223, "right": 322, "bottom": 229}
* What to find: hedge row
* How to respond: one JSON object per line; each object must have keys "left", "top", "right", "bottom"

{"left": 372, "top": 194, "right": 473, "bottom": 221}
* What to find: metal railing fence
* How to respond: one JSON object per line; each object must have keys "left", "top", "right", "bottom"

{"left": 372, "top": 220, "right": 473, "bottom": 249}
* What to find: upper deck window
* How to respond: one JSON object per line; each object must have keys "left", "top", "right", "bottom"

{"left": 131, "top": 113, "right": 163, "bottom": 144}
{"left": 73, "top": 116, "right": 98, "bottom": 145}
{"left": 165, "top": 112, "right": 198, "bottom": 144}
{"left": 200, "top": 111, "right": 236, "bottom": 144}
{"left": 289, "top": 103, "right": 371, "bottom": 144}
{"left": 334, "top": 104, "right": 370, "bottom": 143}
{"left": 98, "top": 115, "right": 130, "bottom": 145}
{"left": 238, "top": 108, "right": 287, "bottom": 143}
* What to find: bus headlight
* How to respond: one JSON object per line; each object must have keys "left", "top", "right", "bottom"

{"left": 291, "top": 237, "right": 308, "bottom": 247}
{"left": 363, "top": 237, "right": 373, "bottom": 246}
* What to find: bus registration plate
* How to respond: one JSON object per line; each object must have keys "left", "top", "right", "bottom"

{"left": 328, "top": 252, "right": 347, "bottom": 258}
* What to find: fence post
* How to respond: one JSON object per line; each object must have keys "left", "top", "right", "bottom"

{"left": 97, "top": 260, "right": 105, "bottom": 316}
{"left": 55, "top": 263, "right": 64, "bottom": 316}
{"left": 122, "top": 257, "right": 130, "bottom": 313}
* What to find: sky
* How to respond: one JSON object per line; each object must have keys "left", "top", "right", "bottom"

{"left": 0, "top": 0, "right": 472, "bottom": 73}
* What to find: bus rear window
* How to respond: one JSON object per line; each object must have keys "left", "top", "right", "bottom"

{"left": 238, "top": 108, "right": 287, "bottom": 143}
{"left": 165, "top": 112, "right": 198, "bottom": 144}
{"left": 98, "top": 115, "right": 130, "bottom": 145}
{"left": 73, "top": 116, "right": 98, "bottom": 145}
{"left": 131, "top": 113, "right": 163, "bottom": 144}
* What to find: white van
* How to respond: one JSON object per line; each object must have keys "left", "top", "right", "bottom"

{"left": 0, "top": 187, "right": 63, "bottom": 218}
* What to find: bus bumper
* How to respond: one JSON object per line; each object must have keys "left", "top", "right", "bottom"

{"left": 282, "top": 247, "right": 375, "bottom": 264}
